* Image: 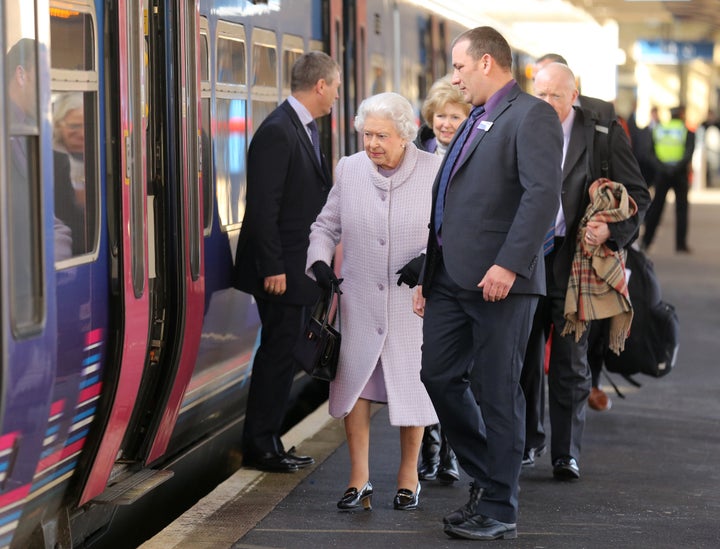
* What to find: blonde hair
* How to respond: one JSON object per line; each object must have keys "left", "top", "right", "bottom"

{"left": 420, "top": 75, "right": 471, "bottom": 127}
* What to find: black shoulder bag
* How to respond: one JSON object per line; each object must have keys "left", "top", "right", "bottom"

{"left": 293, "top": 283, "right": 341, "bottom": 382}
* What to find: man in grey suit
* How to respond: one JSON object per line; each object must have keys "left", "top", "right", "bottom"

{"left": 530, "top": 63, "right": 649, "bottom": 481}
{"left": 414, "top": 27, "right": 563, "bottom": 540}
{"left": 233, "top": 52, "right": 340, "bottom": 472}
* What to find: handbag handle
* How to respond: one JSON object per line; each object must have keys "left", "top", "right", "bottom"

{"left": 315, "top": 282, "right": 341, "bottom": 332}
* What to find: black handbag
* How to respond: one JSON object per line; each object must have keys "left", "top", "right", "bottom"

{"left": 293, "top": 283, "right": 341, "bottom": 382}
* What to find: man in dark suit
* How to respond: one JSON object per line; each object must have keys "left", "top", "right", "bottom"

{"left": 521, "top": 53, "right": 619, "bottom": 466}
{"left": 530, "top": 63, "right": 649, "bottom": 481}
{"left": 414, "top": 27, "right": 563, "bottom": 541}
{"left": 233, "top": 51, "right": 340, "bottom": 472}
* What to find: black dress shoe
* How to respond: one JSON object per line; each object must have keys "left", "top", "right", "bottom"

{"left": 393, "top": 483, "right": 420, "bottom": 510}
{"left": 522, "top": 444, "right": 546, "bottom": 467}
{"left": 284, "top": 446, "right": 314, "bottom": 468}
{"left": 443, "top": 482, "right": 483, "bottom": 525}
{"left": 243, "top": 452, "right": 299, "bottom": 473}
{"left": 444, "top": 514, "right": 517, "bottom": 540}
{"left": 337, "top": 482, "right": 373, "bottom": 511}
{"left": 418, "top": 424, "right": 441, "bottom": 480}
{"left": 552, "top": 457, "right": 580, "bottom": 481}
{"left": 437, "top": 445, "right": 460, "bottom": 484}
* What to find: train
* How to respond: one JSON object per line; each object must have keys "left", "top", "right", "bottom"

{"left": 0, "top": 1, "right": 533, "bottom": 547}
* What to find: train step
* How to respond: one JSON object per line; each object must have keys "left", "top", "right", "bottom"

{"left": 94, "top": 469, "right": 174, "bottom": 506}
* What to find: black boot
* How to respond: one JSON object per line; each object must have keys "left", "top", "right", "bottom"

{"left": 418, "top": 424, "right": 441, "bottom": 480}
{"left": 437, "top": 429, "right": 460, "bottom": 484}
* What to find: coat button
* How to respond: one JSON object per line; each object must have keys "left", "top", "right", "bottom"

{"left": 379, "top": 238, "right": 386, "bottom": 245}
{"left": 378, "top": 283, "right": 384, "bottom": 291}
{"left": 377, "top": 327, "right": 384, "bottom": 335}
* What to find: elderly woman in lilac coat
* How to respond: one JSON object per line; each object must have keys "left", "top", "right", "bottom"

{"left": 307, "top": 92, "right": 441, "bottom": 512}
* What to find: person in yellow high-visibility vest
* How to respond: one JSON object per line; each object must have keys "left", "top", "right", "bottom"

{"left": 642, "top": 105, "right": 695, "bottom": 252}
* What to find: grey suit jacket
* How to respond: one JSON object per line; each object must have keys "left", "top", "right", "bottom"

{"left": 552, "top": 107, "right": 651, "bottom": 287}
{"left": 422, "top": 83, "right": 563, "bottom": 296}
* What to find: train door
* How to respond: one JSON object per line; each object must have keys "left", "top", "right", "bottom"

{"left": 73, "top": 0, "right": 153, "bottom": 506}
{"left": 0, "top": 1, "right": 61, "bottom": 546}
{"left": 119, "top": 0, "right": 204, "bottom": 465}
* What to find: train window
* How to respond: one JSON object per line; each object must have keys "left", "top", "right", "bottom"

{"left": 215, "top": 22, "right": 248, "bottom": 231}
{"left": 217, "top": 36, "right": 246, "bottom": 85}
{"left": 252, "top": 43, "right": 277, "bottom": 88}
{"left": 200, "top": 25, "right": 213, "bottom": 233}
{"left": 5, "top": 7, "right": 44, "bottom": 333}
{"left": 215, "top": 98, "right": 247, "bottom": 229}
{"left": 281, "top": 34, "right": 304, "bottom": 97}
{"left": 50, "top": 6, "right": 100, "bottom": 265}
{"left": 49, "top": 10, "right": 94, "bottom": 71}
{"left": 51, "top": 91, "right": 98, "bottom": 258}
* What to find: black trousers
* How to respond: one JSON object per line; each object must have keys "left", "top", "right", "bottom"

{"left": 242, "top": 297, "right": 307, "bottom": 456}
{"left": 643, "top": 172, "right": 689, "bottom": 250}
{"left": 421, "top": 261, "right": 536, "bottom": 524}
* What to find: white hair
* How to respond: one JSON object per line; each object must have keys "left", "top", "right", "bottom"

{"left": 354, "top": 92, "right": 418, "bottom": 142}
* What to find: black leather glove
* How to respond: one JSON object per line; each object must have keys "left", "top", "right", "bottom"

{"left": 396, "top": 254, "right": 425, "bottom": 288}
{"left": 311, "top": 261, "right": 342, "bottom": 290}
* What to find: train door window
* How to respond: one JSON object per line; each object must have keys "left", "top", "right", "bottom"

{"left": 49, "top": 5, "right": 99, "bottom": 265}
{"left": 200, "top": 20, "right": 212, "bottom": 234}
{"left": 215, "top": 22, "right": 247, "bottom": 230}
{"left": 4, "top": 4, "right": 44, "bottom": 334}
{"left": 281, "top": 34, "right": 304, "bottom": 99}
{"left": 250, "top": 28, "right": 278, "bottom": 132}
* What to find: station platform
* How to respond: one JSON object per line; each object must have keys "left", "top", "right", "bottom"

{"left": 142, "top": 191, "right": 720, "bottom": 549}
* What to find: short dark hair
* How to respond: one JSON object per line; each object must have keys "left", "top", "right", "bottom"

{"left": 6, "top": 38, "right": 36, "bottom": 81}
{"left": 290, "top": 51, "right": 340, "bottom": 92}
{"left": 536, "top": 53, "right": 568, "bottom": 66}
{"left": 452, "top": 27, "right": 512, "bottom": 71}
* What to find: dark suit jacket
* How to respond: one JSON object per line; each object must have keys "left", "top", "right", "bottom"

{"left": 422, "top": 83, "right": 563, "bottom": 296}
{"left": 579, "top": 95, "right": 615, "bottom": 122}
{"left": 233, "top": 100, "right": 332, "bottom": 305}
{"left": 552, "top": 107, "right": 651, "bottom": 286}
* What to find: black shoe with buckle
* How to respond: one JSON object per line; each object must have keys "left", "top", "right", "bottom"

{"left": 393, "top": 483, "right": 421, "bottom": 510}
{"left": 443, "top": 482, "right": 483, "bottom": 525}
{"left": 337, "top": 482, "right": 373, "bottom": 511}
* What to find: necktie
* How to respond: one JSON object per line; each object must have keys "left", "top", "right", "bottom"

{"left": 307, "top": 120, "right": 321, "bottom": 163}
{"left": 543, "top": 226, "right": 555, "bottom": 256}
{"left": 434, "top": 105, "right": 485, "bottom": 236}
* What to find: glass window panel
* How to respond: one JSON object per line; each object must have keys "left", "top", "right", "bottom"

{"left": 217, "top": 37, "right": 246, "bottom": 85}
{"left": 52, "top": 91, "right": 98, "bottom": 258}
{"left": 5, "top": 3, "right": 42, "bottom": 331}
{"left": 49, "top": 10, "right": 94, "bottom": 70}
{"left": 283, "top": 49, "right": 302, "bottom": 89}
{"left": 252, "top": 44, "right": 277, "bottom": 87}
{"left": 200, "top": 33, "right": 209, "bottom": 82}
{"left": 201, "top": 98, "right": 213, "bottom": 230}
{"left": 215, "top": 98, "right": 247, "bottom": 228}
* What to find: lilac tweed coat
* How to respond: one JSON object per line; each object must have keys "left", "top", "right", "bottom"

{"left": 306, "top": 144, "right": 441, "bottom": 426}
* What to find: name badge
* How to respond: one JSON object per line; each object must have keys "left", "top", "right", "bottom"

{"left": 478, "top": 120, "right": 493, "bottom": 131}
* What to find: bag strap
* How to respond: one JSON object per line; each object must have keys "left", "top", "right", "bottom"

{"left": 315, "top": 282, "right": 341, "bottom": 332}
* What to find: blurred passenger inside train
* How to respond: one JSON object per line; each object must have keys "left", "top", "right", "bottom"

{"left": 641, "top": 105, "right": 695, "bottom": 253}
{"left": 307, "top": 92, "right": 441, "bottom": 512}
{"left": 233, "top": 51, "right": 341, "bottom": 473}
{"left": 6, "top": 38, "right": 72, "bottom": 275}
{"left": 412, "top": 74, "right": 468, "bottom": 485}
{"left": 53, "top": 92, "right": 87, "bottom": 255}
{"left": 53, "top": 93, "right": 86, "bottom": 205}
{"left": 531, "top": 62, "right": 649, "bottom": 483}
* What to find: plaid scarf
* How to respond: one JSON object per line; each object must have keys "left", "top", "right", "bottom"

{"left": 562, "top": 178, "right": 638, "bottom": 354}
